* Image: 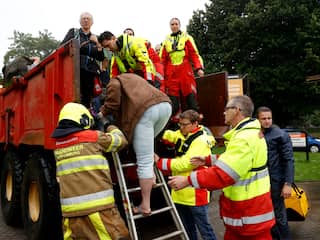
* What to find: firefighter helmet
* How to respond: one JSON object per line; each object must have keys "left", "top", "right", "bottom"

{"left": 58, "top": 102, "right": 94, "bottom": 129}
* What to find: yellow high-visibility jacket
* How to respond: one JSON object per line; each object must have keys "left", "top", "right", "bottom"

{"left": 157, "top": 125, "right": 215, "bottom": 206}
{"left": 110, "top": 34, "right": 155, "bottom": 81}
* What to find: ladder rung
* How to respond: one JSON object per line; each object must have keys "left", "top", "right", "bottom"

{"left": 152, "top": 230, "right": 184, "bottom": 240}
{"left": 133, "top": 206, "right": 173, "bottom": 220}
{"left": 121, "top": 162, "right": 137, "bottom": 168}
{"left": 127, "top": 182, "right": 165, "bottom": 193}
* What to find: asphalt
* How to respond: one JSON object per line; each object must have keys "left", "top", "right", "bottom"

{"left": 0, "top": 181, "right": 319, "bottom": 239}
{"left": 209, "top": 181, "right": 320, "bottom": 240}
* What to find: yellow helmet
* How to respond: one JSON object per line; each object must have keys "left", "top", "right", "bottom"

{"left": 58, "top": 102, "right": 94, "bottom": 129}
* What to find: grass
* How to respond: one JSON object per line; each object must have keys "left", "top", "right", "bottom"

{"left": 293, "top": 152, "right": 320, "bottom": 181}
{"left": 212, "top": 147, "right": 320, "bottom": 181}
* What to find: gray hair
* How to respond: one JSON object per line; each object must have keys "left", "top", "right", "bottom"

{"left": 79, "top": 12, "right": 93, "bottom": 23}
{"left": 229, "top": 95, "right": 254, "bottom": 117}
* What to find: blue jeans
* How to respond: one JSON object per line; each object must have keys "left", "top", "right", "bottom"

{"left": 133, "top": 102, "right": 171, "bottom": 179}
{"left": 175, "top": 203, "right": 217, "bottom": 240}
{"left": 271, "top": 180, "right": 291, "bottom": 240}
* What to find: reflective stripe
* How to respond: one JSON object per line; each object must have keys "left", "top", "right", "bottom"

{"left": 215, "top": 160, "right": 240, "bottom": 181}
{"left": 146, "top": 72, "right": 153, "bottom": 81}
{"left": 61, "top": 189, "right": 114, "bottom": 206}
{"left": 223, "top": 211, "right": 275, "bottom": 226}
{"left": 161, "top": 158, "right": 169, "bottom": 171}
{"left": 88, "top": 212, "right": 111, "bottom": 240}
{"left": 61, "top": 189, "right": 115, "bottom": 213}
{"left": 210, "top": 154, "right": 218, "bottom": 165}
{"left": 57, "top": 157, "right": 109, "bottom": 176}
{"left": 156, "top": 72, "right": 164, "bottom": 80}
{"left": 190, "top": 171, "right": 200, "bottom": 188}
{"left": 106, "top": 133, "right": 122, "bottom": 152}
{"left": 233, "top": 168, "right": 269, "bottom": 186}
{"left": 63, "top": 218, "right": 72, "bottom": 240}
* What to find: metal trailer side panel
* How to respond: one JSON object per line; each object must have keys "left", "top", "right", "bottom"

{"left": 197, "top": 72, "right": 228, "bottom": 142}
{"left": 0, "top": 40, "right": 80, "bottom": 150}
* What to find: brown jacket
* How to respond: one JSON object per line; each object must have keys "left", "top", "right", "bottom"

{"left": 102, "top": 73, "right": 171, "bottom": 142}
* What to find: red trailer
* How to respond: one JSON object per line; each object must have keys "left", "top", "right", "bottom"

{"left": 0, "top": 39, "right": 236, "bottom": 239}
{"left": 0, "top": 39, "right": 80, "bottom": 239}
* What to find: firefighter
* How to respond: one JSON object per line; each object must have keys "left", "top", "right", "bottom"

{"left": 160, "top": 17, "right": 204, "bottom": 120}
{"left": 155, "top": 110, "right": 217, "bottom": 240}
{"left": 169, "top": 95, "right": 275, "bottom": 239}
{"left": 51, "top": 102, "right": 130, "bottom": 240}
{"left": 98, "top": 31, "right": 155, "bottom": 85}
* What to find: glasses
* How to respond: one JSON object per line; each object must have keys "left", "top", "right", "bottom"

{"left": 224, "top": 106, "right": 237, "bottom": 111}
{"left": 178, "top": 122, "right": 192, "bottom": 127}
{"left": 260, "top": 117, "right": 272, "bottom": 120}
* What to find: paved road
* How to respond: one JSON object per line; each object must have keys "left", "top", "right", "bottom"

{"left": 209, "top": 181, "right": 320, "bottom": 240}
{"left": 1, "top": 181, "right": 319, "bottom": 239}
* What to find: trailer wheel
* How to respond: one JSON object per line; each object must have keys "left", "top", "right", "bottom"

{"left": 21, "top": 151, "right": 62, "bottom": 240}
{"left": 0, "top": 150, "right": 24, "bottom": 226}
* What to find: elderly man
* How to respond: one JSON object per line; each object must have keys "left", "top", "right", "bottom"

{"left": 169, "top": 95, "right": 275, "bottom": 240}
{"left": 61, "top": 12, "right": 105, "bottom": 107}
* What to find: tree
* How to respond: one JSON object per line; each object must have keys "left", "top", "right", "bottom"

{"left": 3, "top": 30, "right": 60, "bottom": 65}
{"left": 188, "top": 0, "right": 320, "bottom": 127}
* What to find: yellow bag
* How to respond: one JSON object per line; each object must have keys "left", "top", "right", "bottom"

{"left": 285, "top": 183, "right": 309, "bottom": 221}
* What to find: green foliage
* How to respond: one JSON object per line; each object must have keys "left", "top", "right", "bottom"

{"left": 3, "top": 30, "right": 60, "bottom": 64}
{"left": 294, "top": 152, "right": 320, "bottom": 181}
{"left": 187, "top": 0, "right": 320, "bottom": 127}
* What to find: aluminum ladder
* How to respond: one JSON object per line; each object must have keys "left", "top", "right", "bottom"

{"left": 112, "top": 152, "right": 189, "bottom": 240}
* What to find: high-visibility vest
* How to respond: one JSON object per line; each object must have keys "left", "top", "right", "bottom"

{"left": 159, "top": 126, "right": 215, "bottom": 206}
{"left": 190, "top": 118, "right": 275, "bottom": 234}
{"left": 110, "top": 34, "right": 155, "bottom": 80}
{"left": 162, "top": 31, "right": 203, "bottom": 66}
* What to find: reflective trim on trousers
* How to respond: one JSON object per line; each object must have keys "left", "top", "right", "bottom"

{"left": 223, "top": 211, "right": 275, "bottom": 226}
{"left": 88, "top": 212, "right": 112, "bottom": 240}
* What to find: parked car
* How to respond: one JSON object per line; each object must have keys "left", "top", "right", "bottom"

{"left": 283, "top": 128, "right": 320, "bottom": 153}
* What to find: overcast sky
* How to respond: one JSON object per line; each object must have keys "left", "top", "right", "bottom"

{"left": 1, "top": 0, "right": 209, "bottom": 68}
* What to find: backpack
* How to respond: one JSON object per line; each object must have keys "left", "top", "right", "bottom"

{"left": 2, "top": 56, "right": 35, "bottom": 83}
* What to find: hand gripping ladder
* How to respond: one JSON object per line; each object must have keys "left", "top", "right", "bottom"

{"left": 112, "top": 152, "right": 189, "bottom": 240}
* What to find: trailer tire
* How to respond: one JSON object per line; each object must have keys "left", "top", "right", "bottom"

{"left": 0, "top": 150, "right": 24, "bottom": 227}
{"left": 21, "top": 151, "right": 62, "bottom": 240}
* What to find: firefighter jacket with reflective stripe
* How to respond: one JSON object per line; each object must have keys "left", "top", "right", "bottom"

{"left": 188, "top": 118, "right": 275, "bottom": 236}
{"left": 157, "top": 125, "right": 215, "bottom": 206}
{"left": 110, "top": 34, "right": 155, "bottom": 81}
{"left": 53, "top": 128, "right": 127, "bottom": 217}
{"left": 160, "top": 31, "right": 203, "bottom": 97}
{"left": 161, "top": 31, "right": 203, "bottom": 67}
